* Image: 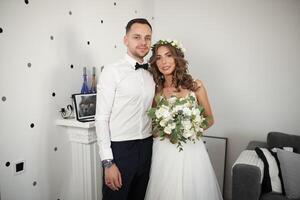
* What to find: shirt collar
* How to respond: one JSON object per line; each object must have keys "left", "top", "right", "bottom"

{"left": 124, "top": 54, "right": 147, "bottom": 69}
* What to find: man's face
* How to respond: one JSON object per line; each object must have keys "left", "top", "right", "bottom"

{"left": 124, "top": 23, "right": 152, "bottom": 61}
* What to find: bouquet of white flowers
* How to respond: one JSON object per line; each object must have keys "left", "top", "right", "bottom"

{"left": 147, "top": 94, "right": 208, "bottom": 151}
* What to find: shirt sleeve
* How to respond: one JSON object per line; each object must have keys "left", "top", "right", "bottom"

{"left": 95, "top": 65, "right": 117, "bottom": 161}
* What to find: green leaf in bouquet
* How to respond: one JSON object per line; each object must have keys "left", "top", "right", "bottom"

{"left": 175, "top": 123, "right": 181, "bottom": 133}
{"left": 159, "top": 130, "right": 165, "bottom": 138}
{"left": 177, "top": 142, "right": 183, "bottom": 152}
{"left": 170, "top": 131, "right": 178, "bottom": 144}
{"left": 155, "top": 95, "right": 162, "bottom": 104}
{"left": 147, "top": 108, "right": 156, "bottom": 119}
{"left": 175, "top": 98, "right": 187, "bottom": 106}
{"left": 197, "top": 105, "right": 204, "bottom": 113}
{"left": 189, "top": 95, "right": 196, "bottom": 102}
{"left": 196, "top": 131, "right": 203, "bottom": 139}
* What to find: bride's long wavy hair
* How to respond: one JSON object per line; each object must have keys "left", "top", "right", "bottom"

{"left": 149, "top": 43, "right": 198, "bottom": 93}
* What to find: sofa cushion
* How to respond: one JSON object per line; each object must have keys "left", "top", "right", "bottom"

{"left": 277, "top": 149, "right": 300, "bottom": 199}
{"left": 267, "top": 132, "right": 300, "bottom": 153}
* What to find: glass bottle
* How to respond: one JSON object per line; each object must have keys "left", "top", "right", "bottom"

{"left": 90, "top": 67, "right": 97, "bottom": 93}
{"left": 81, "top": 67, "right": 89, "bottom": 94}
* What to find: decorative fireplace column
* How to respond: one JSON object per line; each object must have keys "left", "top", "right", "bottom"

{"left": 56, "top": 119, "right": 102, "bottom": 200}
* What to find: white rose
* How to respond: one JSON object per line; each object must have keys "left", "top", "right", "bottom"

{"left": 162, "top": 106, "right": 171, "bottom": 118}
{"left": 159, "top": 119, "right": 167, "bottom": 127}
{"left": 195, "top": 115, "right": 205, "bottom": 124}
{"left": 164, "top": 126, "right": 172, "bottom": 135}
{"left": 191, "top": 107, "right": 200, "bottom": 116}
{"left": 155, "top": 107, "right": 164, "bottom": 118}
{"left": 168, "top": 96, "right": 177, "bottom": 104}
{"left": 182, "top": 120, "right": 192, "bottom": 130}
{"left": 184, "top": 102, "right": 191, "bottom": 108}
{"left": 194, "top": 126, "right": 204, "bottom": 133}
{"left": 164, "top": 122, "right": 176, "bottom": 135}
{"left": 155, "top": 105, "right": 170, "bottom": 119}
{"left": 194, "top": 115, "right": 201, "bottom": 123}
{"left": 183, "top": 129, "right": 194, "bottom": 138}
{"left": 182, "top": 107, "right": 192, "bottom": 116}
{"left": 173, "top": 105, "right": 184, "bottom": 113}
{"left": 155, "top": 109, "right": 162, "bottom": 119}
{"left": 169, "top": 122, "right": 176, "bottom": 130}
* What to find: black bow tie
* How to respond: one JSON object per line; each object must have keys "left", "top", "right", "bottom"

{"left": 135, "top": 63, "right": 149, "bottom": 70}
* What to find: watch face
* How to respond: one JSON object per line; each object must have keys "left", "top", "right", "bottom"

{"left": 106, "top": 162, "right": 113, "bottom": 168}
{"left": 102, "top": 160, "right": 114, "bottom": 168}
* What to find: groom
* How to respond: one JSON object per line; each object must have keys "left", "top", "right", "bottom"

{"left": 95, "top": 18, "right": 155, "bottom": 200}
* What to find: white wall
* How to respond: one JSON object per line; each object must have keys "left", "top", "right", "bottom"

{"left": 153, "top": 0, "right": 300, "bottom": 199}
{"left": 0, "top": 0, "right": 153, "bottom": 199}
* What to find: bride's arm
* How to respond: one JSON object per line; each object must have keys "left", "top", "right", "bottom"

{"left": 151, "top": 89, "right": 160, "bottom": 108}
{"left": 194, "top": 79, "right": 214, "bottom": 129}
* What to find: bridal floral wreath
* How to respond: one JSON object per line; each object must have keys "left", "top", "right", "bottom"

{"left": 152, "top": 39, "right": 186, "bottom": 52}
{"left": 147, "top": 94, "right": 208, "bottom": 151}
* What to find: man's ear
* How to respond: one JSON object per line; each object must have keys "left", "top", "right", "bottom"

{"left": 123, "top": 35, "right": 128, "bottom": 46}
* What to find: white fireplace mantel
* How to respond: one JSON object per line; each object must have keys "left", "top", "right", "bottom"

{"left": 56, "top": 118, "right": 102, "bottom": 200}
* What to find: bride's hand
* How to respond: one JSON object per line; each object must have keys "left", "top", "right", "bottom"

{"left": 104, "top": 164, "right": 122, "bottom": 191}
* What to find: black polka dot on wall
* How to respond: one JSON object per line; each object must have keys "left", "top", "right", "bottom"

{"left": 87, "top": 41, "right": 90, "bottom": 45}
{"left": 134, "top": 10, "right": 138, "bottom": 14}
{"left": 0, "top": 27, "right": 3, "bottom": 33}
{"left": 151, "top": 17, "right": 154, "bottom": 20}
{"left": 24, "top": 0, "right": 29, "bottom": 4}
{"left": 114, "top": 2, "right": 116, "bottom": 6}
{"left": 27, "top": 63, "right": 31, "bottom": 68}
{"left": 114, "top": 45, "right": 117, "bottom": 48}
{"left": 69, "top": 11, "right": 72, "bottom": 15}
{"left": 32, "top": 181, "right": 37, "bottom": 186}
{"left": 54, "top": 147, "right": 58, "bottom": 151}
{"left": 2, "top": 96, "right": 6, "bottom": 102}
{"left": 50, "top": 35, "right": 54, "bottom": 40}
{"left": 30, "top": 123, "right": 35, "bottom": 128}
{"left": 52, "top": 92, "right": 56, "bottom": 97}
{"left": 70, "top": 64, "right": 74, "bottom": 69}
{"left": 100, "top": 20, "right": 103, "bottom": 24}
{"left": 5, "top": 162, "right": 10, "bottom": 167}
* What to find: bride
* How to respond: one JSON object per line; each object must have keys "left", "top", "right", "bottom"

{"left": 145, "top": 39, "right": 223, "bottom": 200}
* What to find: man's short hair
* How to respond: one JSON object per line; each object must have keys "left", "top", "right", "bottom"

{"left": 125, "top": 18, "right": 152, "bottom": 33}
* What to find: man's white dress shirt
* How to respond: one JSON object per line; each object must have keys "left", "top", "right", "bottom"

{"left": 95, "top": 54, "right": 155, "bottom": 161}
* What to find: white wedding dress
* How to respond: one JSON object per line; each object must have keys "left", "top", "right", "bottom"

{"left": 145, "top": 93, "right": 223, "bottom": 200}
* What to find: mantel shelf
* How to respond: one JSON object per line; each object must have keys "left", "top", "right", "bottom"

{"left": 56, "top": 118, "right": 95, "bottom": 129}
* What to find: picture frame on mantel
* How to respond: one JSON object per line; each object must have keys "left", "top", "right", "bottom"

{"left": 72, "top": 93, "right": 97, "bottom": 122}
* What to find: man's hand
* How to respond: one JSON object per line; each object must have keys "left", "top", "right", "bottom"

{"left": 104, "top": 164, "right": 122, "bottom": 191}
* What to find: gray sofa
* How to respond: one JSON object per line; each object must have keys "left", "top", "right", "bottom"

{"left": 232, "top": 132, "right": 300, "bottom": 200}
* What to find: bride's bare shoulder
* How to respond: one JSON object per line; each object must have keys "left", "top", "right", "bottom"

{"left": 194, "top": 79, "right": 204, "bottom": 91}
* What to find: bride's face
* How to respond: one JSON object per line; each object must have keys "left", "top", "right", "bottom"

{"left": 156, "top": 46, "right": 176, "bottom": 76}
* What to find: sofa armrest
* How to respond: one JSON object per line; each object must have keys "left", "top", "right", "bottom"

{"left": 232, "top": 150, "right": 264, "bottom": 200}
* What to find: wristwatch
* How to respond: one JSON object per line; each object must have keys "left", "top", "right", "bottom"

{"left": 102, "top": 159, "right": 114, "bottom": 168}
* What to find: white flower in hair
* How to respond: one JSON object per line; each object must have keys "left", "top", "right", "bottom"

{"left": 153, "top": 39, "right": 186, "bottom": 52}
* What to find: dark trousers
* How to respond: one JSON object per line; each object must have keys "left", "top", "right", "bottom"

{"left": 102, "top": 136, "right": 153, "bottom": 200}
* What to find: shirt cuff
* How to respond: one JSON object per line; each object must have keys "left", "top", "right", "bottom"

{"left": 100, "top": 148, "right": 114, "bottom": 161}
